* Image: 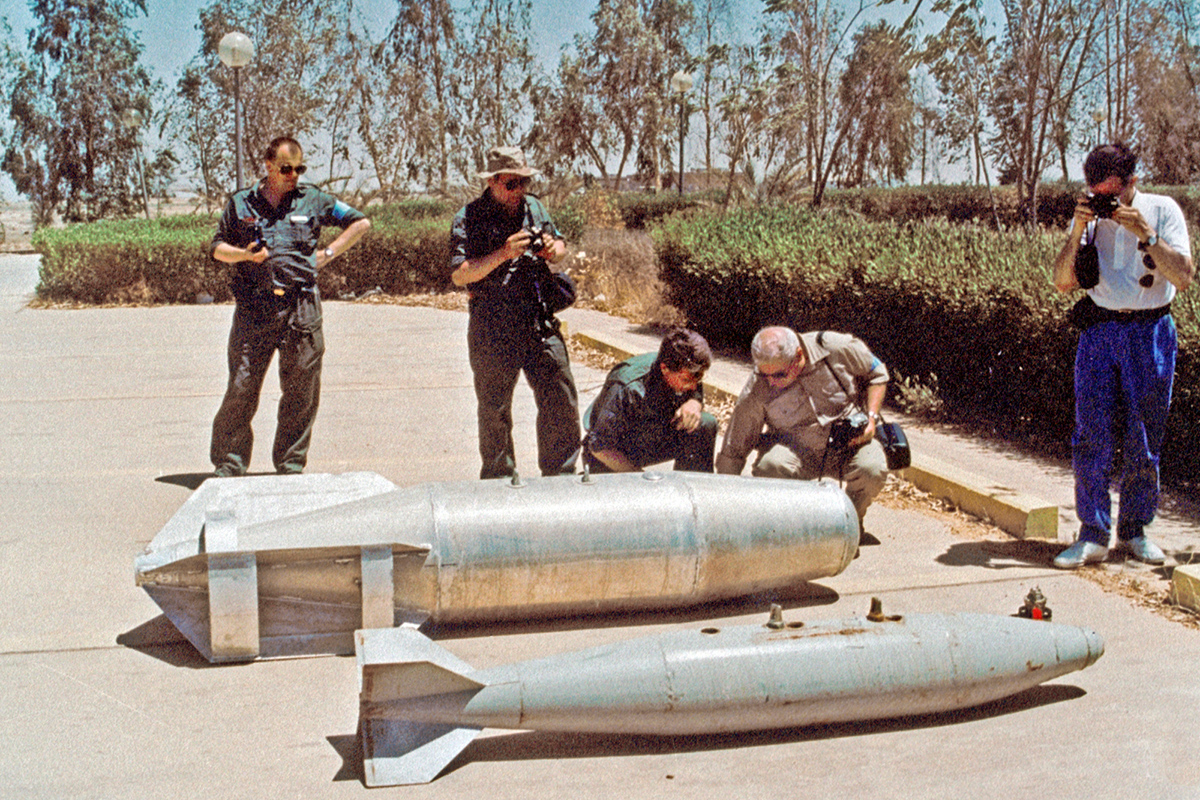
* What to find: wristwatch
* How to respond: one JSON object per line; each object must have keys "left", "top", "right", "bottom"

{"left": 1138, "top": 233, "right": 1158, "bottom": 251}
{"left": 323, "top": 247, "right": 335, "bottom": 260}
{"left": 868, "top": 411, "right": 880, "bottom": 422}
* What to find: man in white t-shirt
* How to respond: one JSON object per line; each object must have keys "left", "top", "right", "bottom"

{"left": 1051, "top": 142, "right": 1194, "bottom": 569}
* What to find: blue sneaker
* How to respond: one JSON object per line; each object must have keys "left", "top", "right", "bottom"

{"left": 1053, "top": 540, "right": 1108, "bottom": 569}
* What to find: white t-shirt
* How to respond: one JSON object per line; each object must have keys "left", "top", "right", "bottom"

{"left": 1087, "top": 190, "right": 1191, "bottom": 311}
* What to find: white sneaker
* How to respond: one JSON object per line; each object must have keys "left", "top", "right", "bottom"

{"left": 1053, "top": 540, "right": 1108, "bottom": 569}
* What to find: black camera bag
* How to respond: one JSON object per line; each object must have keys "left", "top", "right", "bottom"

{"left": 875, "top": 417, "right": 911, "bottom": 470}
{"left": 817, "top": 332, "right": 911, "bottom": 471}
{"left": 1075, "top": 223, "right": 1100, "bottom": 289}
{"left": 540, "top": 270, "right": 576, "bottom": 315}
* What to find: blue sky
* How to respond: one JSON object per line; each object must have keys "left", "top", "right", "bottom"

{"left": 4, "top": 0, "right": 729, "bottom": 83}
{"left": 0, "top": 0, "right": 955, "bottom": 200}
{"left": 1, "top": 0, "right": 630, "bottom": 199}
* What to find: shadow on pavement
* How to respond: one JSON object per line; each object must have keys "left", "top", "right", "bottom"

{"left": 155, "top": 471, "right": 290, "bottom": 491}
{"left": 155, "top": 472, "right": 213, "bottom": 491}
{"left": 328, "top": 734, "right": 363, "bottom": 783}
{"left": 937, "top": 539, "right": 1061, "bottom": 570}
{"left": 116, "top": 614, "right": 212, "bottom": 669}
{"left": 116, "top": 585, "right": 842, "bottom": 668}
{"left": 352, "top": 683, "right": 1086, "bottom": 783}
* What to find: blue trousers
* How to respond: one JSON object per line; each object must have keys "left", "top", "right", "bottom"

{"left": 1073, "top": 314, "right": 1176, "bottom": 546}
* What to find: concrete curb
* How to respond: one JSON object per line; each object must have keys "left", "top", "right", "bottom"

{"left": 572, "top": 328, "right": 1059, "bottom": 542}
{"left": 898, "top": 454, "right": 1058, "bottom": 540}
{"left": 1171, "top": 564, "right": 1200, "bottom": 613}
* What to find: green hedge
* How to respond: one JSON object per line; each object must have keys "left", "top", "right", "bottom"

{"left": 653, "top": 205, "right": 1200, "bottom": 488}
{"left": 822, "top": 183, "right": 1200, "bottom": 231}
{"left": 34, "top": 215, "right": 224, "bottom": 304}
{"left": 31, "top": 196, "right": 611, "bottom": 302}
{"left": 33, "top": 201, "right": 459, "bottom": 303}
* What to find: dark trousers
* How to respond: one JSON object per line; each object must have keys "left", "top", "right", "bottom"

{"left": 584, "top": 412, "right": 718, "bottom": 473}
{"left": 210, "top": 297, "right": 324, "bottom": 474}
{"left": 468, "top": 313, "right": 579, "bottom": 479}
{"left": 1073, "top": 314, "right": 1176, "bottom": 546}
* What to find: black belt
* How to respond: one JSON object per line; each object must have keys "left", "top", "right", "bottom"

{"left": 1091, "top": 303, "right": 1171, "bottom": 324}
{"left": 1070, "top": 295, "right": 1171, "bottom": 330}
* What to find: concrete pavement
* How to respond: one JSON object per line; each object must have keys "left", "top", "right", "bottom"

{"left": 2, "top": 252, "right": 1198, "bottom": 799}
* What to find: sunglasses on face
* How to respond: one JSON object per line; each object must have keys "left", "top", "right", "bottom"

{"left": 756, "top": 364, "right": 792, "bottom": 379}
{"left": 278, "top": 164, "right": 307, "bottom": 176}
{"left": 504, "top": 176, "right": 531, "bottom": 191}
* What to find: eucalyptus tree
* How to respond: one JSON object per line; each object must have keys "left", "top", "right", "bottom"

{"left": 712, "top": 42, "right": 771, "bottom": 206}
{"left": 570, "top": 0, "right": 695, "bottom": 190}
{"left": 924, "top": 0, "right": 995, "bottom": 186}
{"left": 987, "top": 0, "right": 1101, "bottom": 225}
{"left": 837, "top": 20, "right": 917, "bottom": 187}
{"left": 761, "top": 0, "right": 923, "bottom": 205}
{"left": 1134, "top": 0, "right": 1200, "bottom": 182}
{"left": 2, "top": 0, "right": 155, "bottom": 223}
{"left": 377, "top": 0, "right": 457, "bottom": 193}
{"left": 452, "top": 0, "right": 540, "bottom": 181}
{"left": 173, "top": 65, "right": 228, "bottom": 210}
{"left": 693, "top": 0, "right": 736, "bottom": 175}
{"left": 535, "top": 51, "right": 616, "bottom": 182}
{"left": 172, "top": 0, "right": 350, "bottom": 199}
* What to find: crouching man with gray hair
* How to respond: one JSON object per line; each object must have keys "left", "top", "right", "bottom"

{"left": 716, "top": 326, "right": 890, "bottom": 527}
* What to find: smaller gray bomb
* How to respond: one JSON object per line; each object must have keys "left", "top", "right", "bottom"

{"left": 357, "top": 602, "right": 1105, "bottom": 786}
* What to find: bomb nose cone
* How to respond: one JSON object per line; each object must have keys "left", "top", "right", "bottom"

{"left": 1057, "top": 624, "right": 1105, "bottom": 670}
{"left": 1082, "top": 626, "right": 1105, "bottom": 668}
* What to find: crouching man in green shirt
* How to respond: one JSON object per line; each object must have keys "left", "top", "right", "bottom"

{"left": 583, "top": 328, "right": 718, "bottom": 473}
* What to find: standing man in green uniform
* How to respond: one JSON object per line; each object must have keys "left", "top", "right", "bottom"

{"left": 210, "top": 136, "right": 370, "bottom": 477}
{"left": 583, "top": 328, "right": 717, "bottom": 473}
{"left": 450, "top": 146, "right": 580, "bottom": 480}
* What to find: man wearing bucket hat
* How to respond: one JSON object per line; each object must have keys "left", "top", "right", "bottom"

{"left": 450, "top": 145, "right": 581, "bottom": 479}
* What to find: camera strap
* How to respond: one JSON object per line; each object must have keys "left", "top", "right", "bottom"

{"left": 816, "top": 330, "right": 861, "bottom": 412}
{"left": 816, "top": 331, "right": 894, "bottom": 480}
{"left": 816, "top": 333, "right": 854, "bottom": 480}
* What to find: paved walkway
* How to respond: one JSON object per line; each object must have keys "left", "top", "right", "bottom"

{"left": 1, "top": 254, "right": 1198, "bottom": 799}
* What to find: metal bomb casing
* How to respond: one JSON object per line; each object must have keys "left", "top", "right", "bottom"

{"left": 135, "top": 471, "right": 859, "bottom": 662}
{"left": 357, "top": 605, "right": 1106, "bottom": 786}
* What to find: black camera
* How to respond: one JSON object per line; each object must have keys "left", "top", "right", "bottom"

{"left": 525, "top": 222, "right": 554, "bottom": 254}
{"left": 828, "top": 412, "right": 869, "bottom": 451}
{"left": 1085, "top": 193, "right": 1119, "bottom": 219}
{"left": 248, "top": 224, "right": 265, "bottom": 253}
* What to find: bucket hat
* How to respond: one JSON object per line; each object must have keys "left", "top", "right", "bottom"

{"left": 476, "top": 146, "right": 541, "bottom": 179}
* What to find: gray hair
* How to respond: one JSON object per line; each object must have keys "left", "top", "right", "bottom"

{"left": 751, "top": 326, "right": 800, "bottom": 364}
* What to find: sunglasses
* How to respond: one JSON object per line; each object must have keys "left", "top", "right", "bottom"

{"left": 278, "top": 164, "right": 308, "bottom": 176}
{"left": 503, "top": 176, "right": 531, "bottom": 191}
{"left": 1141, "top": 253, "right": 1156, "bottom": 287}
{"left": 756, "top": 362, "right": 794, "bottom": 379}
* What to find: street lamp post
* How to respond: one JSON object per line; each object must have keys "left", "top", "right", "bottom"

{"left": 218, "top": 31, "right": 255, "bottom": 191}
{"left": 670, "top": 70, "right": 693, "bottom": 196}
{"left": 1091, "top": 108, "right": 1107, "bottom": 148}
{"left": 120, "top": 108, "right": 151, "bottom": 220}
